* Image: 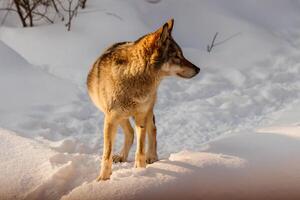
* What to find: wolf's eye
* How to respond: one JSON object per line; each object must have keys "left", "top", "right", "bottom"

{"left": 173, "top": 56, "right": 180, "bottom": 63}
{"left": 175, "top": 55, "right": 181, "bottom": 59}
{"left": 173, "top": 54, "right": 179, "bottom": 58}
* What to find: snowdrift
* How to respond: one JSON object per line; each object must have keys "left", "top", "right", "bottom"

{"left": 1, "top": 0, "right": 300, "bottom": 199}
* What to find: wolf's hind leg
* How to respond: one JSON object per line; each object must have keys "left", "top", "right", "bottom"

{"left": 146, "top": 112, "right": 158, "bottom": 164}
{"left": 113, "top": 119, "right": 134, "bottom": 163}
{"left": 97, "top": 115, "right": 118, "bottom": 181}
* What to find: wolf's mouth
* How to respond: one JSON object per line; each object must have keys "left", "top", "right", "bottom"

{"left": 176, "top": 72, "right": 198, "bottom": 79}
{"left": 176, "top": 73, "right": 190, "bottom": 79}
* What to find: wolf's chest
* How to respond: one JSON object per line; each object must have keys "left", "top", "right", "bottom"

{"left": 133, "top": 94, "right": 153, "bottom": 112}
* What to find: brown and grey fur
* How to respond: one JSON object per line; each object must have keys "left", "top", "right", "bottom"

{"left": 87, "top": 19, "right": 200, "bottom": 181}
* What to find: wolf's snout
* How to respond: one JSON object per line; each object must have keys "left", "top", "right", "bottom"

{"left": 188, "top": 62, "right": 200, "bottom": 78}
{"left": 195, "top": 66, "right": 200, "bottom": 75}
{"left": 176, "top": 59, "right": 200, "bottom": 79}
{"left": 189, "top": 65, "right": 200, "bottom": 78}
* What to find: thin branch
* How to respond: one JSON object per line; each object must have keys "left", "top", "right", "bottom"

{"left": 207, "top": 32, "right": 242, "bottom": 53}
{"left": 1, "top": 0, "right": 87, "bottom": 30}
{"left": 23, "top": 0, "right": 43, "bottom": 21}
{"left": 0, "top": 0, "right": 14, "bottom": 25}
{"left": 0, "top": 8, "right": 18, "bottom": 12}
{"left": 32, "top": 10, "right": 54, "bottom": 23}
{"left": 105, "top": 11, "right": 123, "bottom": 21}
{"left": 79, "top": 0, "right": 86, "bottom": 9}
{"left": 13, "top": 0, "right": 27, "bottom": 27}
{"left": 214, "top": 32, "right": 242, "bottom": 46}
{"left": 207, "top": 32, "right": 218, "bottom": 53}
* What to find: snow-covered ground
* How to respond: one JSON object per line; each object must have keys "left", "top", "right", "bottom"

{"left": 0, "top": 0, "right": 300, "bottom": 199}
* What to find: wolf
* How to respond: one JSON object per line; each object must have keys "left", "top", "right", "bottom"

{"left": 87, "top": 19, "right": 200, "bottom": 181}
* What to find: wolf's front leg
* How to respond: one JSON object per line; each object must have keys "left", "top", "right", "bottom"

{"left": 97, "top": 116, "right": 118, "bottom": 181}
{"left": 134, "top": 114, "right": 147, "bottom": 168}
{"left": 146, "top": 112, "right": 158, "bottom": 164}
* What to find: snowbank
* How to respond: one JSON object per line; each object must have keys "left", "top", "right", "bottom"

{"left": 0, "top": 41, "right": 79, "bottom": 139}
{"left": 2, "top": 124, "right": 300, "bottom": 200}
{"left": 0, "top": 128, "right": 101, "bottom": 200}
{"left": 1, "top": 0, "right": 300, "bottom": 199}
{"left": 1, "top": 0, "right": 300, "bottom": 157}
{"left": 0, "top": 129, "right": 56, "bottom": 200}
{"left": 62, "top": 100, "right": 300, "bottom": 200}
{"left": 62, "top": 131, "right": 300, "bottom": 200}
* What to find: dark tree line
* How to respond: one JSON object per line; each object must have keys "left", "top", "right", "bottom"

{"left": 0, "top": 0, "right": 88, "bottom": 30}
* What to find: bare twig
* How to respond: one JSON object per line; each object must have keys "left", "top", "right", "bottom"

{"left": 13, "top": 0, "right": 27, "bottom": 27}
{"left": 0, "top": 0, "right": 14, "bottom": 25}
{"left": 105, "top": 11, "right": 123, "bottom": 21}
{"left": 32, "top": 10, "right": 53, "bottom": 23}
{"left": 207, "top": 32, "right": 218, "bottom": 53}
{"left": 0, "top": 7, "right": 17, "bottom": 12}
{"left": 214, "top": 32, "right": 242, "bottom": 46}
{"left": 79, "top": 0, "right": 86, "bottom": 9}
{"left": 1, "top": 0, "right": 53, "bottom": 27}
{"left": 0, "top": 0, "right": 87, "bottom": 30}
{"left": 207, "top": 32, "right": 242, "bottom": 53}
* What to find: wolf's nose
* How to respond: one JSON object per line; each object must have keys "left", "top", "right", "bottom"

{"left": 195, "top": 67, "right": 200, "bottom": 74}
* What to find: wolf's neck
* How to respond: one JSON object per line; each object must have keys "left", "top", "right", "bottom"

{"left": 123, "top": 45, "right": 154, "bottom": 76}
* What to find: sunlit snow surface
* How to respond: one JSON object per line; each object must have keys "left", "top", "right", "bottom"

{"left": 0, "top": 0, "right": 300, "bottom": 199}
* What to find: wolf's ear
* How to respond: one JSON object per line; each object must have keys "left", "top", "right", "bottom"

{"left": 166, "top": 18, "right": 174, "bottom": 33}
{"left": 159, "top": 18, "right": 174, "bottom": 40}
{"left": 159, "top": 23, "right": 170, "bottom": 43}
{"left": 150, "top": 19, "right": 174, "bottom": 47}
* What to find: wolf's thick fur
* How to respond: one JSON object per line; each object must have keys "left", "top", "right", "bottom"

{"left": 87, "top": 19, "right": 200, "bottom": 180}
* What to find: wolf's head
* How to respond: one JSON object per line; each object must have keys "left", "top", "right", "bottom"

{"left": 137, "top": 19, "right": 200, "bottom": 79}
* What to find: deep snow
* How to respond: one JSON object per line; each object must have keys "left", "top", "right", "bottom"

{"left": 1, "top": 0, "right": 300, "bottom": 199}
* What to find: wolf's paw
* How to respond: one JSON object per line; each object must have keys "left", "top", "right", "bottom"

{"left": 96, "top": 174, "right": 110, "bottom": 181}
{"left": 97, "top": 165, "right": 112, "bottom": 181}
{"left": 134, "top": 161, "right": 146, "bottom": 168}
{"left": 146, "top": 157, "right": 158, "bottom": 164}
{"left": 146, "top": 155, "right": 158, "bottom": 164}
{"left": 134, "top": 154, "right": 146, "bottom": 168}
{"left": 97, "top": 170, "right": 112, "bottom": 181}
{"left": 112, "top": 154, "right": 126, "bottom": 163}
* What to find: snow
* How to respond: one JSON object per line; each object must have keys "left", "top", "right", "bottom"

{"left": 62, "top": 131, "right": 300, "bottom": 200}
{"left": 257, "top": 100, "right": 300, "bottom": 139}
{"left": 0, "top": 40, "right": 79, "bottom": 139}
{"left": 1, "top": 0, "right": 300, "bottom": 199}
{"left": 0, "top": 128, "right": 56, "bottom": 200}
